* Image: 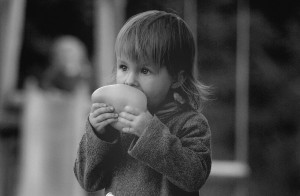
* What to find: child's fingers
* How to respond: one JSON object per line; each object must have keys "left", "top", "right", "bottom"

{"left": 92, "top": 106, "right": 115, "bottom": 117}
{"left": 94, "top": 112, "right": 118, "bottom": 123}
{"left": 98, "top": 118, "right": 118, "bottom": 128}
{"left": 118, "top": 111, "right": 135, "bottom": 121}
{"left": 117, "top": 116, "right": 131, "bottom": 127}
{"left": 90, "top": 103, "right": 107, "bottom": 112}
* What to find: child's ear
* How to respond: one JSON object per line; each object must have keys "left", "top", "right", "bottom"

{"left": 171, "top": 70, "right": 185, "bottom": 89}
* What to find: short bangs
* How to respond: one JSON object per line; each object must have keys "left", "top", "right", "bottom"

{"left": 115, "top": 10, "right": 195, "bottom": 76}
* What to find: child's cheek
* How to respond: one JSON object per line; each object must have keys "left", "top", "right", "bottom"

{"left": 115, "top": 72, "right": 124, "bottom": 84}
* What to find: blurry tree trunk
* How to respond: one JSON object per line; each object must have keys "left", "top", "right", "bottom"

{"left": 17, "top": 80, "right": 89, "bottom": 196}
{"left": 0, "top": 0, "right": 26, "bottom": 108}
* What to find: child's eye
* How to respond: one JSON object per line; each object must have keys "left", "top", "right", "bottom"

{"left": 141, "top": 68, "right": 150, "bottom": 75}
{"left": 119, "top": 65, "right": 128, "bottom": 71}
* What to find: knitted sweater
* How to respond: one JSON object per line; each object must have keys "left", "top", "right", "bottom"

{"left": 74, "top": 101, "right": 211, "bottom": 196}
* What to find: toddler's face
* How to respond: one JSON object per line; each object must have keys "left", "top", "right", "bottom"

{"left": 116, "top": 56, "right": 172, "bottom": 112}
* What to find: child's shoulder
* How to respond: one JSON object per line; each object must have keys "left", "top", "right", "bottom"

{"left": 163, "top": 104, "right": 209, "bottom": 137}
{"left": 156, "top": 101, "right": 209, "bottom": 128}
{"left": 178, "top": 103, "right": 207, "bottom": 119}
{"left": 172, "top": 103, "right": 209, "bottom": 126}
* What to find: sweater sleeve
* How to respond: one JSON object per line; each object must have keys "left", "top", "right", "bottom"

{"left": 74, "top": 121, "right": 120, "bottom": 192}
{"left": 128, "top": 114, "right": 211, "bottom": 192}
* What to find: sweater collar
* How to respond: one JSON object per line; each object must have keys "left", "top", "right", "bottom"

{"left": 154, "top": 92, "right": 189, "bottom": 120}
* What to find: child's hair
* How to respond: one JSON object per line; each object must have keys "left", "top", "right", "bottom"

{"left": 115, "top": 10, "right": 210, "bottom": 110}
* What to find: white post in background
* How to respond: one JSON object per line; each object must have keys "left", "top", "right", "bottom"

{"left": 114, "top": 0, "right": 127, "bottom": 35}
{"left": 94, "top": 0, "right": 126, "bottom": 88}
{"left": 0, "top": 0, "right": 26, "bottom": 108}
{"left": 91, "top": 0, "right": 126, "bottom": 195}
{"left": 235, "top": 0, "right": 250, "bottom": 171}
{"left": 235, "top": 0, "right": 250, "bottom": 195}
{"left": 94, "top": 0, "right": 115, "bottom": 87}
{"left": 0, "top": 0, "right": 25, "bottom": 195}
{"left": 183, "top": 0, "right": 198, "bottom": 79}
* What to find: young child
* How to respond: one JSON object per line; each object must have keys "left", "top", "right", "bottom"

{"left": 74, "top": 10, "right": 211, "bottom": 196}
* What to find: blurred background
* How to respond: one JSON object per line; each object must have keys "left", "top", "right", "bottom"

{"left": 0, "top": 0, "right": 299, "bottom": 196}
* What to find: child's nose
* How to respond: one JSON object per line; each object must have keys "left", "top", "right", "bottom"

{"left": 124, "top": 72, "right": 138, "bottom": 87}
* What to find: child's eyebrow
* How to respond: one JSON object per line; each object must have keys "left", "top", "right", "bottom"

{"left": 139, "top": 62, "right": 150, "bottom": 67}
{"left": 139, "top": 62, "right": 155, "bottom": 70}
{"left": 139, "top": 60, "right": 157, "bottom": 67}
{"left": 140, "top": 63, "right": 161, "bottom": 73}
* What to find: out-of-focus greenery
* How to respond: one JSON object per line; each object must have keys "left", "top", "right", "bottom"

{"left": 196, "top": 1, "right": 300, "bottom": 195}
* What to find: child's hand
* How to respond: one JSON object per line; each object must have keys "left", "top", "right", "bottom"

{"left": 89, "top": 103, "right": 118, "bottom": 134}
{"left": 118, "top": 106, "right": 153, "bottom": 137}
